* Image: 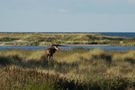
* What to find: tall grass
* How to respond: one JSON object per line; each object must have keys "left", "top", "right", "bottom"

{"left": 0, "top": 49, "right": 135, "bottom": 90}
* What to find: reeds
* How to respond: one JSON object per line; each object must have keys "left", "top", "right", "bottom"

{"left": 0, "top": 49, "right": 135, "bottom": 90}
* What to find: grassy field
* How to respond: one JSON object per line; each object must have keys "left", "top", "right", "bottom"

{"left": 0, "top": 33, "right": 135, "bottom": 46}
{"left": 0, "top": 48, "right": 135, "bottom": 90}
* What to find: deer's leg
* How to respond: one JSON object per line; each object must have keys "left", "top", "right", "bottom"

{"left": 51, "top": 55, "right": 53, "bottom": 61}
{"left": 47, "top": 55, "right": 50, "bottom": 61}
{"left": 47, "top": 54, "right": 50, "bottom": 61}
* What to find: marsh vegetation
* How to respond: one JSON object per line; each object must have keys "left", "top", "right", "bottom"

{"left": 0, "top": 49, "right": 135, "bottom": 90}
{"left": 0, "top": 33, "right": 135, "bottom": 46}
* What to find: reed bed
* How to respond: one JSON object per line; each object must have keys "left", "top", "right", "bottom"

{"left": 0, "top": 49, "right": 135, "bottom": 90}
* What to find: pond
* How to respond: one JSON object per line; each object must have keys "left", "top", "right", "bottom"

{"left": 0, "top": 45, "right": 135, "bottom": 51}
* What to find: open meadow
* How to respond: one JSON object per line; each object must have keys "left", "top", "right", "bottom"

{"left": 0, "top": 48, "right": 135, "bottom": 90}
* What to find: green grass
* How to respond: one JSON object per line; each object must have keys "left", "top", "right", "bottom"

{"left": 1, "top": 33, "right": 134, "bottom": 46}
{"left": 0, "top": 49, "right": 135, "bottom": 90}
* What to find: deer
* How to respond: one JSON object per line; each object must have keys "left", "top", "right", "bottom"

{"left": 46, "top": 44, "right": 61, "bottom": 61}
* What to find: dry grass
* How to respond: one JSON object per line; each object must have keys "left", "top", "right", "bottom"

{"left": 0, "top": 49, "right": 135, "bottom": 90}
{"left": 0, "top": 33, "right": 128, "bottom": 46}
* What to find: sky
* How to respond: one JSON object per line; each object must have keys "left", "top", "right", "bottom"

{"left": 0, "top": 0, "right": 135, "bottom": 32}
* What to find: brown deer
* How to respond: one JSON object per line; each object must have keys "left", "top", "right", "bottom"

{"left": 46, "top": 44, "right": 61, "bottom": 61}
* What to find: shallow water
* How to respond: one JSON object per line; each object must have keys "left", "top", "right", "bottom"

{"left": 0, "top": 45, "right": 135, "bottom": 51}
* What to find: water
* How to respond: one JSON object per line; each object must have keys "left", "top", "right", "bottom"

{"left": 100, "top": 32, "right": 135, "bottom": 38}
{"left": 0, "top": 45, "right": 135, "bottom": 51}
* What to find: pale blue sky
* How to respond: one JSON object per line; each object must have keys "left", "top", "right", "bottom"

{"left": 0, "top": 0, "right": 135, "bottom": 32}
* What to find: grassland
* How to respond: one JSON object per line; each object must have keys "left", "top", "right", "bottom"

{"left": 0, "top": 49, "right": 135, "bottom": 90}
{"left": 0, "top": 33, "right": 135, "bottom": 46}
